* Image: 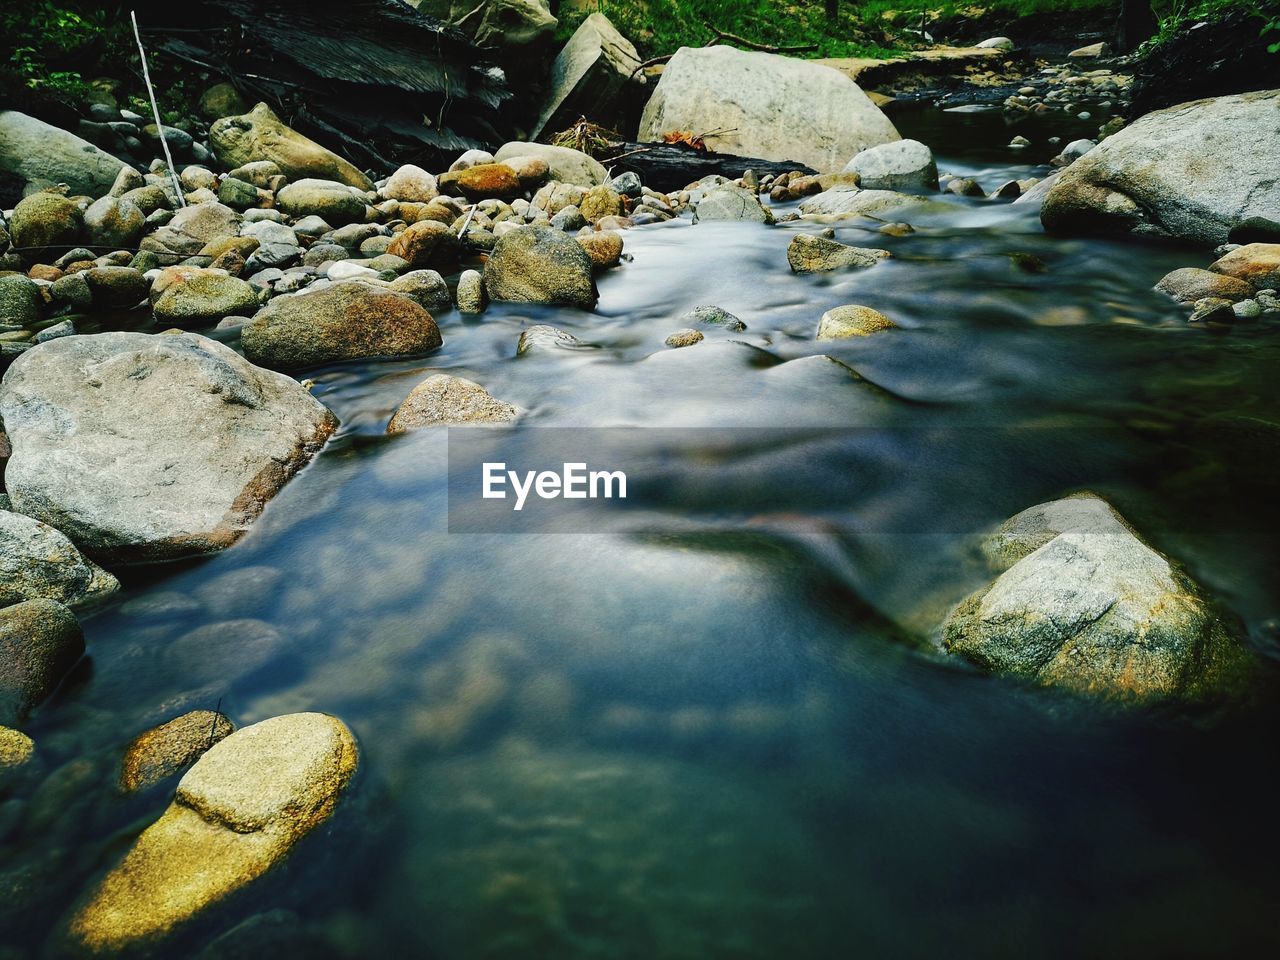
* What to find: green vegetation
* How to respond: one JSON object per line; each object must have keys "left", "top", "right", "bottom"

{"left": 1146, "top": 0, "right": 1280, "bottom": 51}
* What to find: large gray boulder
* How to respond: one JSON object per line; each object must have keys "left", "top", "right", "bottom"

{"left": 531, "top": 13, "right": 646, "bottom": 140}
{"left": 70, "top": 713, "right": 358, "bottom": 953}
{"left": 0, "top": 111, "right": 126, "bottom": 196}
{"left": 637, "top": 45, "right": 899, "bottom": 173}
{"left": 1042, "top": 89, "right": 1280, "bottom": 244}
{"left": 0, "top": 333, "right": 337, "bottom": 562}
{"left": 0, "top": 511, "right": 119, "bottom": 611}
{"left": 242, "top": 282, "right": 443, "bottom": 371}
{"left": 484, "top": 225, "right": 598, "bottom": 308}
{"left": 943, "top": 494, "right": 1253, "bottom": 704}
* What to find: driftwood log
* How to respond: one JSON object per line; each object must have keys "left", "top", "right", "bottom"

{"left": 599, "top": 141, "right": 817, "bottom": 193}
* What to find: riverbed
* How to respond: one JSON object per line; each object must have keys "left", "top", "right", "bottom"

{"left": 5, "top": 109, "right": 1280, "bottom": 958}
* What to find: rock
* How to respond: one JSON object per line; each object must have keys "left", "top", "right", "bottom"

{"left": 449, "top": 149, "right": 495, "bottom": 172}
{"left": 198, "top": 82, "right": 248, "bottom": 120}
{"left": 681, "top": 305, "right": 745, "bottom": 331}
{"left": 82, "top": 266, "right": 149, "bottom": 309}
{"left": 119, "top": 710, "right": 235, "bottom": 793}
{"left": 843, "top": 139, "right": 937, "bottom": 192}
{"left": 579, "top": 185, "right": 624, "bottom": 222}
{"left": 70, "top": 713, "right": 358, "bottom": 952}
{"left": 1052, "top": 138, "right": 1095, "bottom": 166}
{"left": 438, "top": 163, "right": 522, "bottom": 201}
{"left": 449, "top": 0, "right": 557, "bottom": 51}
{"left": 242, "top": 282, "right": 442, "bottom": 371}
{"left": 389, "top": 270, "right": 453, "bottom": 312}
{"left": 0, "top": 725, "right": 34, "bottom": 769}
{"left": 0, "top": 599, "right": 83, "bottom": 726}
{"left": 1043, "top": 90, "right": 1280, "bottom": 244}
{"left": 387, "top": 375, "right": 517, "bottom": 432}
{"left": 484, "top": 226, "right": 597, "bottom": 309}
{"left": 664, "top": 328, "right": 704, "bottom": 347}
{"left": 1068, "top": 41, "right": 1109, "bottom": 58}
{"left": 456, "top": 269, "right": 486, "bottom": 313}
{"left": 944, "top": 177, "right": 986, "bottom": 198}
{"left": 276, "top": 179, "right": 367, "bottom": 226}
{"left": 0, "top": 333, "right": 336, "bottom": 561}
{"left": 83, "top": 196, "right": 145, "bottom": 250}
{"left": 385, "top": 220, "right": 460, "bottom": 270}
{"left": 0, "top": 511, "right": 119, "bottom": 611}
{"left": 381, "top": 165, "right": 438, "bottom": 203}
{"left": 943, "top": 495, "right": 1252, "bottom": 704}
{"left": 976, "top": 37, "right": 1014, "bottom": 50}
{"left": 816, "top": 305, "right": 897, "bottom": 339}
{"left": 169, "top": 202, "right": 243, "bottom": 245}
{"left": 10, "top": 192, "right": 83, "bottom": 262}
{"left": 209, "top": 103, "right": 373, "bottom": 191}
{"left": 0, "top": 111, "right": 125, "bottom": 196}
{"left": 217, "top": 176, "right": 263, "bottom": 210}
{"left": 152, "top": 268, "right": 260, "bottom": 326}
{"left": 637, "top": 45, "right": 899, "bottom": 173}
{"left": 1188, "top": 296, "right": 1236, "bottom": 323}
{"left": 494, "top": 142, "right": 607, "bottom": 187}
{"left": 797, "top": 187, "right": 948, "bottom": 219}
{"left": 576, "top": 231, "right": 624, "bottom": 270}
{"left": 1154, "top": 267, "right": 1254, "bottom": 305}
{"left": 1228, "top": 217, "right": 1280, "bottom": 244}
{"left": 0, "top": 275, "right": 40, "bottom": 328}
{"left": 1210, "top": 243, "right": 1280, "bottom": 290}
{"left": 516, "top": 324, "right": 584, "bottom": 355}
{"left": 1232, "top": 298, "right": 1263, "bottom": 319}
{"left": 531, "top": 12, "right": 646, "bottom": 140}
{"left": 694, "top": 183, "right": 774, "bottom": 224}
{"left": 787, "top": 234, "right": 891, "bottom": 274}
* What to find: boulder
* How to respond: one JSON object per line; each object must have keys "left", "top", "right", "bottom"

{"left": 0, "top": 333, "right": 337, "bottom": 562}
{"left": 151, "top": 266, "right": 261, "bottom": 326}
{"left": 198, "top": 82, "right": 248, "bottom": 120}
{"left": 843, "top": 139, "right": 938, "bottom": 192}
{"left": 0, "top": 275, "right": 40, "bottom": 328}
{"left": 531, "top": 12, "right": 646, "bottom": 140}
{"left": 83, "top": 266, "right": 150, "bottom": 309}
{"left": 516, "top": 324, "right": 585, "bottom": 355}
{"left": 0, "top": 599, "right": 83, "bottom": 726}
{"left": 385, "top": 220, "right": 460, "bottom": 269}
{"left": 380, "top": 164, "right": 438, "bottom": 203}
{"left": 448, "top": 0, "right": 557, "bottom": 52}
{"left": 798, "top": 186, "right": 950, "bottom": 219}
{"left": 10, "top": 192, "right": 82, "bottom": 261}
{"left": 119, "top": 710, "right": 236, "bottom": 793}
{"left": 1210, "top": 242, "right": 1280, "bottom": 290}
{"left": 0, "top": 725, "right": 34, "bottom": 769}
{"left": 787, "top": 234, "right": 891, "bottom": 274}
{"left": 1155, "top": 267, "right": 1254, "bottom": 305}
{"left": 0, "top": 111, "right": 125, "bottom": 196}
{"left": 494, "top": 142, "right": 607, "bottom": 186}
{"left": 438, "top": 163, "right": 522, "bottom": 201}
{"left": 388, "top": 270, "right": 453, "bottom": 312}
{"left": 579, "top": 185, "right": 624, "bottom": 222}
{"left": 168, "top": 202, "right": 243, "bottom": 245}
{"left": 0, "top": 511, "right": 120, "bottom": 611}
{"left": 387, "top": 374, "right": 518, "bottom": 432}
{"left": 83, "top": 196, "right": 145, "bottom": 250}
{"left": 665, "top": 328, "right": 704, "bottom": 347}
{"left": 1042, "top": 89, "right": 1280, "bottom": 244}
{"left": 242, "top": 282, "right": 443, "bottom": 371}
{"left": 816, "top": 305, "right": 897, "bottom": 339}
{"left": 484, "top": 226, "right": 598, "bottom": 308}
{"left": 943, "top": 494, "right": 1253, "bottom": 704}
{"left": 976, "top": 37, "right": 1014, "bottom": 50}
{"left": 209, "top": 103, "right": 373, "bottom": 191}
{"left": 681, "top": 305, "right": 745, "bottom": 331}
{"left": 70, "top": 713, "right": 358, "bottom": 953}
{"left": 637, "top": 45, "right": 899, "bottom": 173}
{"left": 456, "top": 269, "right": 486, "bottom": 313}
{"left": 693, "top": 183, "right": 774, "bottom": 224}
{"left": 276, "top": 179, "right": 368, "bottom": 226}
{"left": 576, "top": 231, "right": 624, "bottom": 270}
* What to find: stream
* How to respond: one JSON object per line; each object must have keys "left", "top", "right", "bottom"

{"left": 4, "top": 107, "right": 1280, "bottom": 959}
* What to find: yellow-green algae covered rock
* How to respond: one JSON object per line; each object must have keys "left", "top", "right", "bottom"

{"left": 71, "top": 712, "right": 358, "bottom": 952}
{"left": 0, "top": 725, "right": 34, "bottom": 768}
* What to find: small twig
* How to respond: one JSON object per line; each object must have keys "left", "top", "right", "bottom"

{"left": 629, "top": 54, "right": 675, "bottom": 80}
{"left": 131, "top": 10, "right": 186, "bottom": 208}
{"left": 207, "top": 696, "right": 223, "bottom": 748}
{"left": 709, "top": 28, "right": 819, "bottom": 54}
{"left": 455, "top": 204, "right": 477, "bottom": 237}
{"left": 599, "top": 146, "right": 652, "bottom": 164}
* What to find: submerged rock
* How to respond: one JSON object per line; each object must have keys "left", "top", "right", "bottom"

{"left": 816, "top": 305, "right": 897, "bottom": 339}
{"left": 70, "top": 713, "right": 358, "bottom": 953}
{"left": 0, "top": 333, "right": 337, "bottom": 562}
{"left": 484, "top": 226, "right": 598, "bottom": 309}
{"left": 119, "top": 710, "right": 236, "bottom": 793}
{"left": 943, "top": 494, "right": 1253, "bottom": 704}
{"left": 1042, "top": 89, "right": 1280, "bottom": 244}
{"left": 242, "top": 282, "right": 442, "bottom": 371}
{"left": 787, "top": 234, "right": 890, "bottom": 274}
{"left": 210, "top": 102, "right": 373, "bottom": 190}
{"left": 516, "top": 324, "right": 585, "bottom": 356}
{"left": 637, "top": 45, "right": 899, "bottom": 173}
{"left": 0, "top": 511, "right": 119, "bottom": 611}
{"left": 387, "top": 375, "right": 518, "bottom": 433}
{"left": 0, "top": 599, "right": 84, "bottom": 726}
{"left": 681, "top": 305, "right": 746, "bottom": 331}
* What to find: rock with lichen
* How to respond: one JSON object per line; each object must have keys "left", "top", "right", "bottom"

{"left": 387, "top": 375, "right": 518, "bottom": 433}
{"left": 118, "top": 710, "right": 236, "bottom": 793}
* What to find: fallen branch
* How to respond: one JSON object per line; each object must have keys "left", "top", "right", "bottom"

{"left": 131, "top": 10, "right": 186, "bottom": 207}
{"left": 709, "top": 28, "right": 819, "bottom": 54}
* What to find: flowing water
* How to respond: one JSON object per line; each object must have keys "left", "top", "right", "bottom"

{"left": 5, "top": 109, "right": 1280, "bottom": 958}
